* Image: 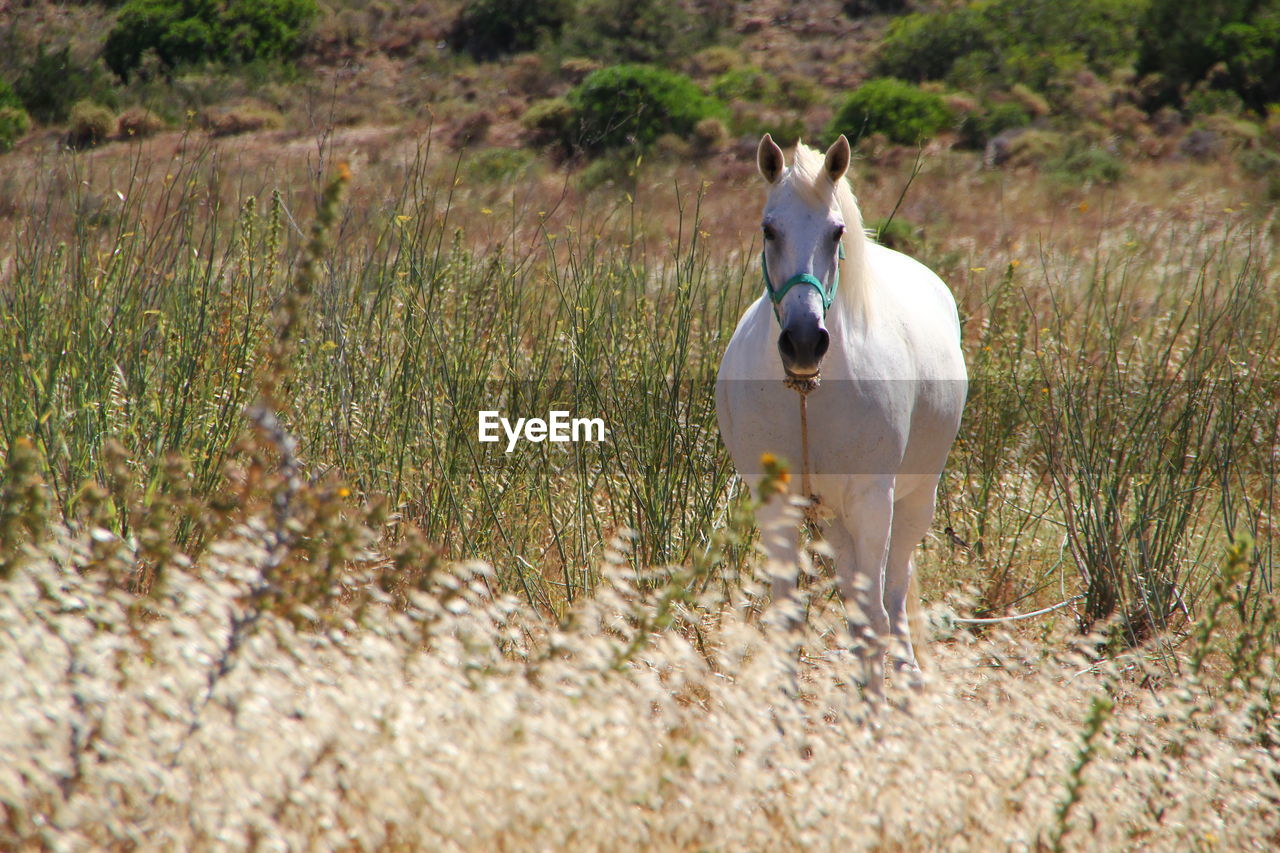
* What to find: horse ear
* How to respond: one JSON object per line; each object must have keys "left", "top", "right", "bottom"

{"left": 757, "top": 133, "right": 784, "bottom": 184}
{"left": 824, "top": 135, "right": 851, "bottom": 183}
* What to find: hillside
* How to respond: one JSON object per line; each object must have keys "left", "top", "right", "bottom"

{"left": 1, "top": 1, "right": 1277, "bottom": 193}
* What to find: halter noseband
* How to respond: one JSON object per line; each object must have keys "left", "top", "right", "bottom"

{"left": 761, "top": 242, "right": 845, "bottom": 321}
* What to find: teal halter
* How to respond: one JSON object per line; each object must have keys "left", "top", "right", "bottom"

{"left": 762, "top": 242, "right": 845, "bottom": 321}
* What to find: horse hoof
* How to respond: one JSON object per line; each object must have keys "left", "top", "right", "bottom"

{"left": 891, "top": 659, "right": 925, "bottom": 691}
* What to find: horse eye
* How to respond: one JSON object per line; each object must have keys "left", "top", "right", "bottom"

{"left": 762, "top": 224, "right": 776, "bottom": 242}
{"left": 832, "top": 225, "right": 846, "bottom": 242}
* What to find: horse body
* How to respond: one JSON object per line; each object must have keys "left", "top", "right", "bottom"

{"left": 715, "top": 135, "right": 966, "bottom": 688}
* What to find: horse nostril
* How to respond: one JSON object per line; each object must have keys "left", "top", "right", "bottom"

{"left": 778, "top": 329, "right": 798, "bottom": 363}
{"left": 814, "top": 328, "right": 830, "bottom": 361}
{"left": 777, "top": 325, "right": 828, "bottom": 370}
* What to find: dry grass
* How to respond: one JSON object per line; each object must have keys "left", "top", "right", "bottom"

{"left": 2, "top": 516, "right": 1276, "bottom": 850}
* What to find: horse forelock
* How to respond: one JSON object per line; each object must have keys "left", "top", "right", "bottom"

{"left": 780, "top": 143, "right": 863, "bottom": 229}
{"left": 774, "top": 142, "right": 870, "bottom": 315}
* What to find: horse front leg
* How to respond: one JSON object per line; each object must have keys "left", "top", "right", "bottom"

{"left": 831, "top": 478, "right": 895, "bottom": 695}
{"left": 755, "top": 487, "right": 811, "bottom": 705}
{"left": 757, "top": 489, "right": 807, "bottom": 633}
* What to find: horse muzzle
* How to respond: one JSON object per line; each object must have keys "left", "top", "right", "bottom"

{"left": 777, "top": 317, "right": 829, "bottom": 377}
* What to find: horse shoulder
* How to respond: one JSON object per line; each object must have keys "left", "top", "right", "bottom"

{"left": 865, "top": 242, "right": 962, "bottom": 341}
{"left": 718, "top": 297, "right": 774, "bottom": 380}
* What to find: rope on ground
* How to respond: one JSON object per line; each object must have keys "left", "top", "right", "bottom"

{"left": 951, "top": 594, "right": 1085, "bottom": 624}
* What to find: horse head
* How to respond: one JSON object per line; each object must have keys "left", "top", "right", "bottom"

{"left": 756, "top": 133, "right": 853, "bottom": 378}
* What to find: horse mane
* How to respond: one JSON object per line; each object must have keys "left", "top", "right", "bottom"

{"left": 779, "top": 141, "right": 873, "bottom": 319}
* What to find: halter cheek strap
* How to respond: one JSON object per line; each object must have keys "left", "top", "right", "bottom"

{"left": 762, "top": 243, "right": 844, "bottom": 321}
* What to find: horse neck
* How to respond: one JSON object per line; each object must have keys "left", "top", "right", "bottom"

{"left": 834, "top": 230, "right": 874, "bottom": 325}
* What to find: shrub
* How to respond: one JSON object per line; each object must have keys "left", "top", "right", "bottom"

{"left": 874, "top": 5, "right": 992, "bottom": 84}
{"left": 1184, "top": 84, "right": 1247, "bottom": 118}
{"left": 711, "top": 67, "right": 779, "bottom": 103}
{"left": 464, "top": 147, "right": 535, "bottom": 181}
{"left": 104, "top": 0, "right": 319, "bottom": 79}
{"left": 521, "top": 97, "right": 575, "bottom": 147}
{"left": 758, "top": 114, "right": 808, "bottom": 148}
{"left": 866, "top": 215, "right": 919, "bottom": 251}
{"left": 448, "top": 0, "right": 576, "bottom": 61}
{"left": 0, "top": 106, "right": 32, "bottom": 153}
{"left": 567, "top": 64, "right": 727, "bottom": 153}
{"left": 575, "top": 148, "right": 639, "bottom": 189}
{"left": 1003, "top": 128, "right": 1069, "bottom": 166}
{"left": 732, "top": 108, "right": 807, "bottom": 148}
{"left": 201, "top": 103, "right": 284, "bottom": 137}
{"left": 828, "top": 77, "right": 953, "bottom": 145}
{"left": 117, "top": 106, "right": 167, "bottom": 138}
{"left": 956, "top": 98, "right": 1032, "bottom": 149}
{"left": 561, "top": 0, "right": 731, "bottom": 65}
{"left": 1238, "top": 145, "right": 1280, "bottom": 176}
{"left": 15, "top": 45, "right": 118, "bottom": 124}
{"left": 66, "top": 100, "right": 116, "bottom": 149}
{"left": 1196, "top": 113, "right": 1264, "bottom": 153}
{"left": 448, "top": 110, "right": 493, "bottom": 149}
{"left": 692, "top": 116, "right": 729, "bottom": 152}
{"left": 1137, "top": 0, "right": 1280, "bottom": 112}
{"left": 689, "top": 45, "right": 742, "bottom": 76}
{"left": 777, "top": 72, "right": 823, "bottom": 110}
{"left": 0, "top": 77, "right": 23, "bottom": 112}
{"left": 876, "top": 0, "right": 1142, "bottom": 94}
{"left": 1045, "top": 139, "right": 1125, "bottom": 185}
{"left": 560, "top": 57, "right": 602, "bottom": 83}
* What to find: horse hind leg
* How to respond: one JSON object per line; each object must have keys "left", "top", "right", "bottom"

{"left": 884, "top": 483, "right": 939, "bottom": 679}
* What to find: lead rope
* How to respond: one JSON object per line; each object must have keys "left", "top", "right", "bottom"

{"left": 785, "top": 373, "right": 828, "bottom": 528}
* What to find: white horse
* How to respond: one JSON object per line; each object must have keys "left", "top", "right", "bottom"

{"left": 716, "top": 134, "right": 967, "bottom": 689}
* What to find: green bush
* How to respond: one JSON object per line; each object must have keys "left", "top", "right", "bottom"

{"left": 731, "top": 108, "right": 807, "bottom": 148}
{"left": 0, "top": 78, "right": 22, "bottom": 111}
{"left": 711, "top": 67, "right": 779, "bottom": 103}
{"left": 465, "top": 147, "right": 536, "bottom": 181}
{"left": 15, "top": 46, "right": 118, "bottom": 124}
{"left": 875, "top": 6, "right": 990, "bottom": 84}
{"left": 828, "top": 77, "right": 953, "bottom": 145}
{"left": 876, "top": 0, "right": 1142, "bottom": 93}
{"left": 567, "top": 64, "right": 727, "bottom": 153}
{"left": 1184, "top": 85, "right": 1247, "bottom": 118}
{"left": 1238, "top": 145, "right": 1280, "bottom": 176}
{"left": 448, "top": 0, "right": 576, "bottom": 60}
{"left": 104, "top": 0, "right": 319, "bottom": 79}
{"left": 1045, "top": 139, "right": 1125, "bottom": 185}
{"left": 866, "top": 215, "right": 918, "bottom": 251}
{"left": 561, "top": 0, "right": 731, "bottom": 65}
{"left": 957, "top": 98, "right": 1032, "bottom": 148}
{"left": 0, "top": 106, "right": 32, "bottom": 153}
{"left": 521, "top": 97, "right": 575, "bottom": 147}
{"left": 1137, "top": 0, "right": 1280, "bottom": 112}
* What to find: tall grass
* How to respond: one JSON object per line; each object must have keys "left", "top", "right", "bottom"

{"left": 942, "top": 217, "right": 1277, "bottom": 649}
{"left": 0, "top": 136, "right": 1276, "bottom": 638}
{"left": 0, "top": 139, "right": 748, "bottom": 612}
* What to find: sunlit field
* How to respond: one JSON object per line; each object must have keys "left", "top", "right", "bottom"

{"left": 2, "top": 127, "right": 1278, "bottom": 848}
